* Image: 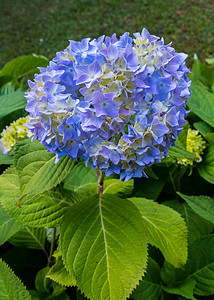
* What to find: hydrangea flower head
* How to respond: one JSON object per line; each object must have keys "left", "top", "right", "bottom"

{"left": 0, "top": 116, "right": 32, "bottom": 154}
{"left": 177, "top": 129, "right": 206, "bottom": 166}
{"left": 25, "top": 29, "right": 191, "bottom": 181}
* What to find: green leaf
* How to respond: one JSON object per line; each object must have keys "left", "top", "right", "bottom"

{"left": 0, "top": 166, "right": 77, "bottom": 228}
{"left": 178, "top": 193, "right": 214, "bottom": 224}
{"left": 191, "top": 55, "right": 214, "bottom": 88}
{"left": 168, "top": 125, "right": 195, "bottom": 159}
{"left": 200, "top": 64, "right": 214, "bottom": 89}
{"left": 194, "top": 121, "right": 214, "bottom": 143}
{"left": 0, "top": 259, "right": 31, "bottom": 300}
{"left": 161, "top": 235, "right": 214, "bottom": 296}
{"left": 9, "top": 227, "right": 46, "bottom": 250}
{"left": 0, "top": 54, "right": 48, "bottom": 87}
{"left": 161, "top": 261, "right": 188, "bottom": 286}
{"left": 198, "top": 145, "right": 214, "bottom": 184}
{"left": 188, "top": 82, "right": 214, "bottom": 127}
{"left": 12, "top": 189, "right": 77, "bottom": 228}
{"left": 204, "top": 133, "right": 214, "bottom": 144}
{"left": 189, "top": 235, "right": 214, "bottom": 296}
{"left": 130, "top": 257, "right": 162, "bottom": 300}
{"left": 0, "top": 107, "right": 28, "bottom": 133}
{"left": 60, "top": 194, "right": 148, "bottom": 300}
{"left": 35, "top": 267, "right": 51, "bottom": 293}
{"left": 0, "top": 165, "right": 21, "bottom": 208}
{"left": 0, "top": 205, "right": 22, "bottom": 246}
{"left": 14, "top": 139, "right": 75, "bottom": 195}
{"left": 194, "top": 121, "right": 214, "bottom": 136}
{"left": 168, "top": 145, "right": 195, "bottom": 159}
{"left": 0, "top": 81, "right": 16, "bottom": 95}
{"left": 63, "top": 162, "right": 97, "bottom": 192}
{"left": 0, "top": 90, "right": 26, "bottom": 118}
{"left": 190, "top": 54, "right": 201, "bottom": 83}
{"left": 103, "top": 178, "right": 134, "bottom": 196}
{"left": 162, "top": 278, "right": 196, "bottom": 300}
{"left": 129, "top": 198, "right": 188, "bottom": 268}
{"left": 0, "top": 151, "right": 13, "bottom": 165}
{"left": 164, "top": 200, "right": 213, "bottom": 245}
{"left": 47, "top": 255, "right": 76, "bottom": 287}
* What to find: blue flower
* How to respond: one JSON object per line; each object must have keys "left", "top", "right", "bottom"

{"left": 92, "top": 92, "right": 119, "bottom": 118}
{"left": 25, "top": 28, "right": 191, "bottom": 181}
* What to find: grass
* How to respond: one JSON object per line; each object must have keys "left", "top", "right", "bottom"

{"left": 0, "top": 0, "right": 213, "bottom": 68}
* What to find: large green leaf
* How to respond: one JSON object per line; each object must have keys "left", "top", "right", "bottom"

{"left": 161, "top": 235, "right": 214, "bottom": 296}
{"left": 129, "top": 198, "right": 188, "bottom": 268}
{"left": 198, "top": 145, "right": 214, "bottom": 184}
{"left": 0, "top": 54, "right": 48, "bottom": 87}
{"left": 8, "top": 227, "right": 46, "bottom": 250}
{"left": 188, "top": 82, "right": 214, "bottom": 127}
{"left": 47, "top": 255, "right": 76, "bottom": 287}
{"left": 0, "top": 259, "right": 31, "bottom": 300}
{"left": 164, "top": 200, "right": 213, "bottom": 245}
{"left": 60, "top": 194, "right": 148, "bottom": 300}
{"left": 14, "top": 139, "right": 75, "bottom": 195}
{"left": 130, "top": 258, "right": 162, "bottom": 300}
{"left": 178, "top": 193, "right": 214, "bottom": 224}
{"left": 0, "top": 90, "right": 26, "bottom": 118}
{"left": 162, "top": 278, "right": 196, "bottom": 300}
{"left": 0, "top": 166, "right": 77, "bottom": 228}
{"left": 0, "top": 205, "right": 22, "bottom": 246}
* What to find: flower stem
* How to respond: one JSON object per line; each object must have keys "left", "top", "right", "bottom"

{"left": 96, "top": 167, "right": 105, "bottom": 199}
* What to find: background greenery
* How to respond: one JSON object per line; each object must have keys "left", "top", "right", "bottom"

{"left": 0, "top": 0, "right": 214, "bottom": 68}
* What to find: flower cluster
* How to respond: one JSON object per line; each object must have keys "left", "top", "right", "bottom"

{"left": 0, "top": 116, "right": 32, "bottom": 154}
{"left": 25, "top": 28, "right": 191, "bottom": 181}
{"left": 177, "top": 129, "right": 206, "bottom": 166}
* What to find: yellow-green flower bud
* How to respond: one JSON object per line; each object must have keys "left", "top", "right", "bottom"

{"left": 177, "top": 129, "right": 206, "bottom": 166}
{"left": 0, "top": 116, "right": 33, "bottom": 154}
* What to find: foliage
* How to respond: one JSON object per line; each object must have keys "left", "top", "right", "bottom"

{"left": 0, "top": 54, "right": 214, "bottom": 300}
